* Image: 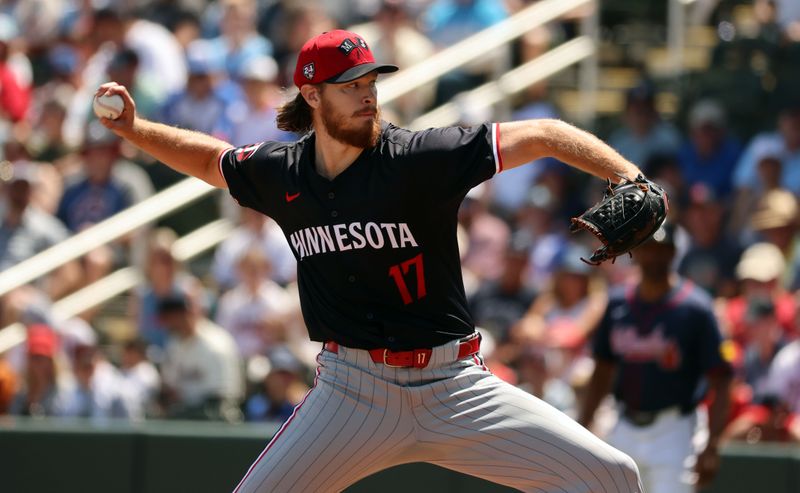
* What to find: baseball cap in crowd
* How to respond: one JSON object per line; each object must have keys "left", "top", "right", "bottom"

{"left": 553, "top": 243, "right": 594, "bottom": 276}
{"left": 751, "top": 138, "right": 785, "bottom": 164}
{"left": 646, "top": 220, "right": 677, "bottom": 247}
{"left": 750, "top": 189, "right": 798, "bottom": 231}
{"left": 0, "top": 13, "right": 18, "bottom": 43}
{"left": 268, "top": 345, "right": 304, "bottom": 374}
{"left": 293, "top": 30, "right": 398, "bottom": 89}
{"left": 27, "top": 324, "right": 59, "bottom": 358}
{"left": 156, "top": 291, "right": 191, "bottom": 315}
{"left": 736, "top": 242, "right": 785, "bottom": 282}
{"left": 83, "top": 120, "right": 119, "bottom": 149}
{"left": 689, "top": 99, "right": 726, "bottom": 129}
{"left": 185, "top": 40, "right": 224, "bottom": 75}
{"left": 681, "top": 182, "right": 717, "bottom": 209}
{"left": 108, "top": 48, "right": 139, "bottom": 73}
{"left": 239, "top": 56, "right": 278, "bottom": 82}
{"left": 48, "top": 44, "right": 80, "bottom": 76}
{"left": 625, "top": 81, "right": 656, "bottom": 107}
{"left": 59, "top": 317, "right": 98, "bottom": 356}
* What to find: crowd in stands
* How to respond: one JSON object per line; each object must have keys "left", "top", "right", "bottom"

{"left": 0, "top": 0, "right": 799, "bottom": 447}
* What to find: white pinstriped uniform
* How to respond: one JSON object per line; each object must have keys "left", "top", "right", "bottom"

{"left": 233, "top": 338, "right": 643, "bottom": 493}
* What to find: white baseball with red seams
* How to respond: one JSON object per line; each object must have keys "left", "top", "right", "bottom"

{"left": 93, "top": 93, "right": 124, "bottom": 120}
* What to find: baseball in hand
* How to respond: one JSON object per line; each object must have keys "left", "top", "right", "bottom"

{"left": 93, "top": 93, "right": 125, "bottom": 120}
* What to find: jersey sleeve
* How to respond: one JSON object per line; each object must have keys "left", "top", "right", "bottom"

{"left": 405, "top": 122, "right": 501, "bottom": 200}
{"left": 218, "top": 141, "right": 286, "bottom": 213}
{"left": 592, "top": 302, "right": 616, "bottom": 362}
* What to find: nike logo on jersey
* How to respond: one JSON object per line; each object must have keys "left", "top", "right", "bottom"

{"left": 286, "top": 192, "right": 301, "bottom": 202}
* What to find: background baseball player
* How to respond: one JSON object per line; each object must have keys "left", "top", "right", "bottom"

{"left": 96, "top": 29, "right": 656, "bottom": 493}
{"left": 578, "top": 222, "right": 733, "bottom": 493}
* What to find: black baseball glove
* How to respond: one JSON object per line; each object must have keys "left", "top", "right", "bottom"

{"left": 569, "top": 174, "right": 668, "bottom": 265}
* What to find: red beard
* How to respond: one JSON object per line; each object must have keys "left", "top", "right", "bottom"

{"left": 320, "top": 100, "right": 381, "bottom": 148}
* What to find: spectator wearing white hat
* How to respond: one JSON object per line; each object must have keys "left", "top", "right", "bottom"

{"left": 729, "top": 137, "right": 787, "bottom": 236}
{"left": 243, "top": 345, "right": 309, "bottom": 423}
{"left": 733, "top": 104, "right": 800, "bottom": 196}
{"left": 720, "top": 242, "right": 797, "bottom": 349}
{"left": 744, "top": 189, "right": 800, "bottom": 291}
{"left": 158, "top": 289, "right": 244, "bottom": 421}
{"left": 120, "top": 338, "right": 161, "bottom": 420}
{"left": 60, "top": 326, "right": 133, "bottom": 421}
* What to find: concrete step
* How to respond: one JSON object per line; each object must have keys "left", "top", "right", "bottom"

{"left": 598, "top": 67, "right": 642, "bottom": 89}
{"left": 553, "top": 87, "right": 679, "bottom": 119}
{"left": 686, "top": 25, "right": 718, "bottom": 49}
{"left": 645, "top": 45, "right": 712, "bottom": 77}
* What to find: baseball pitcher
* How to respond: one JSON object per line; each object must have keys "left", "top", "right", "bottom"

{"left": 97, "top": 29, "right": 664, "bottom": 493}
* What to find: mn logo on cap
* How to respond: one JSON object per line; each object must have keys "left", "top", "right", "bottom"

{"left": 338, "top": 38, "right": 356, "bottom": 55}
{"left": 302, "top": 62, "right": 315, "bottom": 80}
{"left": 357, "top": 38, "right": 368, "bottom": 49}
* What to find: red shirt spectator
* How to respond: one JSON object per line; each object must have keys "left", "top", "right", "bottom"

{"left": 0, "top": 62, "right": 29, "bottom": 121}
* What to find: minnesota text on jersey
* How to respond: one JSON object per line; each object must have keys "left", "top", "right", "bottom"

{"left": 289, "top": 221, "right": 419, "bottom": 260}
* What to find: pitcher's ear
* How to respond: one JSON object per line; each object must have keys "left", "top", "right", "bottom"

{"left": 301, "top": 84, "right": 322, "bottom": 109}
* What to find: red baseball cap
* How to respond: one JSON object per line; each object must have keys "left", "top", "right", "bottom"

{"left": 27, "top": 324, "right": 59, "bottom": 358}
{"left": 293, "top": 30, "right": 398, "bottom": 89}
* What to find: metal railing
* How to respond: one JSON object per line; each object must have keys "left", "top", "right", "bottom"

{"left": 409, "top": 37, "right": 596, "bottom": 130}
{"left": 0, "top": 0, "right": 597, "bottom": 354}
{"left": 668, "top": 0, "right": 699, "bottom": 75}
{"left": 0, "top": 219, "right": 234, "bottom": 353}
{"left": 378, "top": 0, "right": 595, "bottom": 104}
{"left": 0, "top": 178, "right": 215, "bottom": 297}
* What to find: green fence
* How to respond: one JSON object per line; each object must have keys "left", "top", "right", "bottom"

{"left": 0, "top": 417, "right": 798, "bottom": 493}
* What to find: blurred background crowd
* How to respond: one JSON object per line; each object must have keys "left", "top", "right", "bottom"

{"left": 0, "top": 0, "right": 799, "bottom": 448}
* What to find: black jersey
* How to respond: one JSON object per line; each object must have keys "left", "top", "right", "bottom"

{"left": 219, "top": 122, "right": 503, "bottom": 350}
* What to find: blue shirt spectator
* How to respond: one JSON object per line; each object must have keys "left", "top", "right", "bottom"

{"left": 734, "top": 133, "right": 800, "bottom": 194}
{"left": 57, "top": 180, "right": 130, "bottom": 232}
{"left": 159, "top": 40, "right": 237, "bottom": 137}
{"left": 609, "top": 83, "right": 681, "bottom": 169}
{"left": 677, "top": 100, "right": 742, "bottom": 199}
{"left": 210, "top": 0, "right": 273, "bottom": 79}
{"left": 423, "top": 0, "right": 507, "bottom": 47}
{"left": 56, "top": 123, "right": 132, "bottom": 232}
{"left": 733, "top": 106, "right": 800, "bottom": 194}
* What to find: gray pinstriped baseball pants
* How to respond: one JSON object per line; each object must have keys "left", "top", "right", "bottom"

{"left": 233, "top": 339, "right": 643, "bottom": 493}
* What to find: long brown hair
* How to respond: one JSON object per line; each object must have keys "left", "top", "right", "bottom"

{"left": 276, "top": 92, "right": 314, "bottom": 134}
